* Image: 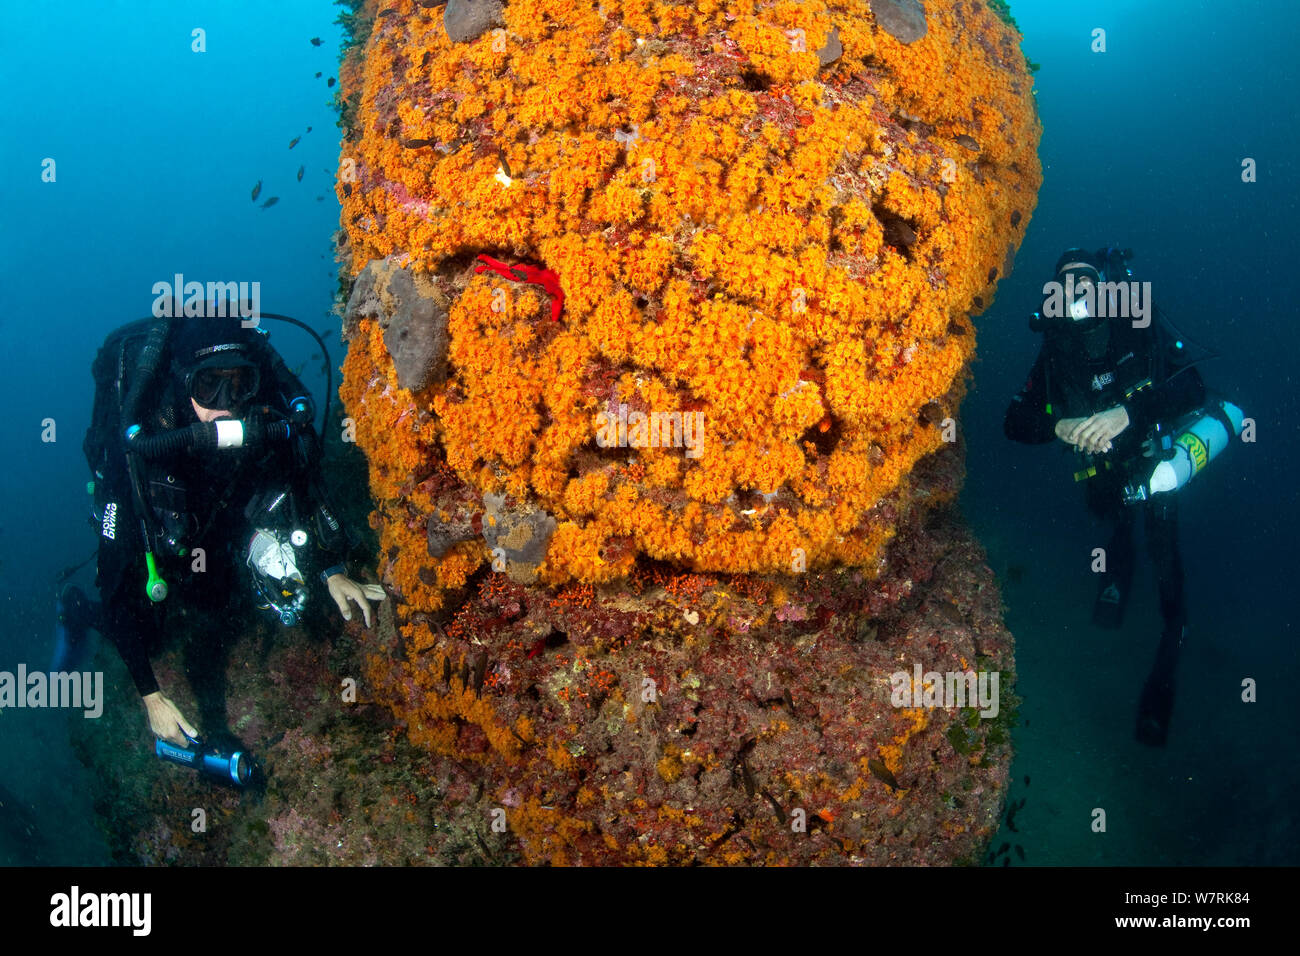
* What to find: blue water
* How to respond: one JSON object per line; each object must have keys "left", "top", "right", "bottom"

{"left": 0, "top": 0, "right": 1295, "bottom": 865}
{"left": 0, "top": 0, "right": 345, "bottom": 864}
{"left": 962, "top": 0, "right": 1299, "bottom": 864}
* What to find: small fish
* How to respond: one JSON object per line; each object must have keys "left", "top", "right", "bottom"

{"left": 931, "top": 599, "right": 964, "bottom": 626}
{"left": 498, "top": 152, "right": 512, "bottom": 178}
{"left": 1024, "top": 774, "right": 1031, "bottom": 786}
{"left": 1014, "top": 845, "right": 1025, "bottom": 861}
{"left": 260, "top": 196, "right": 279, "bottom": 209}
{"left": 327, "top": 77, "right": 336, "bottom": 88}
{"left": 306, "top": 126, "right": 312, "bottom": 134}
{"left": 918, "top": 400, "right": 944, "bottom": 425}
{"left": 311, "top": 352, "right": 322, "bottom": 360}
{"left": 251, "top": 179, "right": 262, "bottom": 201}
{"left": 310, "top": 37, "right": 322, "bottom": 46}
{"left": 759, "top": 788, "right": 785, "bottom": 824}
{"left": 739, "top": 761, "right": 755, "bottom": 798}
{"left": 401, "top": 138, "right": 436, "bottom": 149}
{"left": 377, "top": 8, "right": 396, "bottom": 17}
{"left": 289, "top": 136, "right": 301, "bottom": 149}
{"left": 867, "top": 757, "right": 899, "bottom": 790}
{"left": 470, "top": 651, "right": 488, "bottom": 697}
{"left": 315, "top": 196, "right": 325, "bottom": 201}
{"left": 296, "top": 165, "right": 304, "bottom": 182}
{"left": 315, "top": 71, "right": 322, "bottom": 78}
{"left": 320, "top": 327, "right": 333, "bottom": 337}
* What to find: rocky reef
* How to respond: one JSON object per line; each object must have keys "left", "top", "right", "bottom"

{"left": 72, "top": 494, "right": 1017, "bottom": 866}
{"left": 76, "top": 0, "right": 1039, "bottom": 865}
{"left": 335, "top": 0, "right": 1039, "bottom": 863}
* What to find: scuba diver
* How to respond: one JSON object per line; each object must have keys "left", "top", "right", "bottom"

{"left": 1004, "top": 247, "right": 1243, "bottom": 746}
{"left": 67, "top": 310, "right": 384, "bottom": 754}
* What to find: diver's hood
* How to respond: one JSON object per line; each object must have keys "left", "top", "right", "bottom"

{"left": 168, "top": 316, "right": 266, "bottom": 415}
{"left": 169, "top": 316, "right": 264, "bottom": 377}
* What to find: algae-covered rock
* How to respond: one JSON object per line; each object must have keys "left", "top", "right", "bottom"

{"left": 344, "top": 258, "right": 450, "bottom": 392}
{"left": 872, "top": 0, "right": 929, "bottom": 43}
{"left": 443, "top": 0, "right": 506, "bottom": 43}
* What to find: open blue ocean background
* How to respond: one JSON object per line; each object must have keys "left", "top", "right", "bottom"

{"left": 0, "top": 0, "right": 1295, "bottom": 865}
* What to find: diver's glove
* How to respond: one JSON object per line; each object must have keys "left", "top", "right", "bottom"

{"left": 143, "top": 691, "right": 199, "bottom": 747}
{"left": 324, "top": 573, "right": 387, "bottom": 628}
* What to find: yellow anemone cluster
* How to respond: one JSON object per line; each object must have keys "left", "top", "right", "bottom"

{"left": 338, "top": 0, "right": 1040, "bottom": 588}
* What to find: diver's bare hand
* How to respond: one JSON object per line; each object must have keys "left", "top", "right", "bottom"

{"left": 1055, "top": 416, "right": 1090, "bottom": 447}
{"left": 325, "top": 573, "right": 387, "bottom": 628}
{"left": 1067, "top": 405, "right": 1130, "bottom": 454}
{"left": 143, "top": 691, "right": 198, "bottom": 746}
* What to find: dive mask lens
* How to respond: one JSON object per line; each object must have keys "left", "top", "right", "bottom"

{"left": 190, "top": 364, "right": 259, "bottom": 408}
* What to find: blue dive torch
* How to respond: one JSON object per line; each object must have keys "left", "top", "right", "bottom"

{"left": 155, "top": 732, "right": 255, "bottom": 787}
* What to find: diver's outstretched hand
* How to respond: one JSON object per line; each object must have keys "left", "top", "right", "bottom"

{"left": 143, "top": 691, "right": 199, "bottom": 746}
{"left": 325, "top": 574, "right": 387, "bottom": 628}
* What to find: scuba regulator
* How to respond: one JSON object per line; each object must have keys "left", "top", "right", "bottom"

{"left": 1029, "top": 246, "right": 1134, "bottom": 334}
{"left": 1121, "top": 398, "right": 1246, "bottom": 504}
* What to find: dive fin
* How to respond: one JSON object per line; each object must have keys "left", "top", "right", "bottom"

{"left": 51, "top": 584, "right": 101, "bottom": 672}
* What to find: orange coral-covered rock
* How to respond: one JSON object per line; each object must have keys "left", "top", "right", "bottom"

{"left": 332, "top": 0, "right": 1037, "bottom": 865}
{"left": 337, "top": 0, "right": 1040, "bottom": 591}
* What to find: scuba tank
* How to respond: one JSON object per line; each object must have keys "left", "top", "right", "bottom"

{"left": 1122, "top": 398, "right": 1245, "bottom": 504}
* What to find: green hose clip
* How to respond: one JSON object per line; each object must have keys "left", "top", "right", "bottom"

{"left": 144, "top": 550, "right": 168, "bottom": 602}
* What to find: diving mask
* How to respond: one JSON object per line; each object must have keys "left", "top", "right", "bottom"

{"left": 187, "top": 357, "right": 260, "bottom": 410}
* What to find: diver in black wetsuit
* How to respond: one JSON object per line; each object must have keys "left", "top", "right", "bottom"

{"left": 71, "top": 313, "right": 384, "bottom": 747}
{"left": 1003, "top": 248, "right": 1209, "bottom": 746}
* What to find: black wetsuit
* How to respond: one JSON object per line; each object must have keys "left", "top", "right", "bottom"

{"left": 88, "top": 326, "right": 348, "bottom": 710}
{"left": 1004, "top": 311, "right": 1206, "bottom": 744}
